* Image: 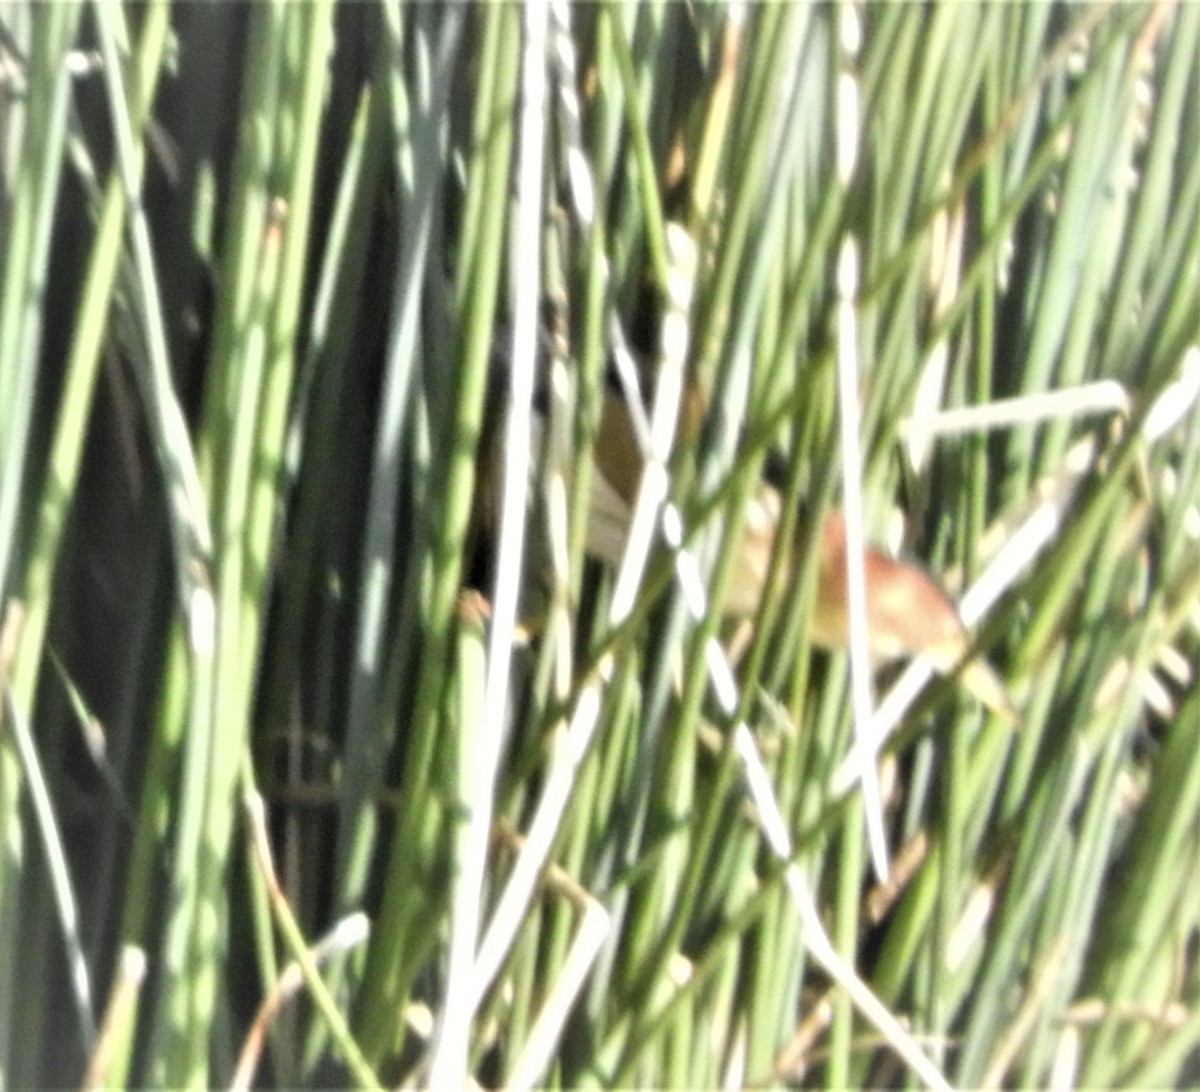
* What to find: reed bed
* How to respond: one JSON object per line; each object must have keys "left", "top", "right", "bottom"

{"left": 0, "top": 2, "right": 1197, "bottom": 1088}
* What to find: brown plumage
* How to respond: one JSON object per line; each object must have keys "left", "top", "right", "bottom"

{"left": 588, "top": 389, "right": 1017, "bottom": 721}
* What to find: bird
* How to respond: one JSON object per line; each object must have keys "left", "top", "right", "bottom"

{"left": 584, "top": 385, "right": 1017, "bottom": 722}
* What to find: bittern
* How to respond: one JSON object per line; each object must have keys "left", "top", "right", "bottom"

{"left": 478, "top": 370, "right": 1015, "bottom": 720}
{"left": 584, "top": 386, "right": 1016, "bottom": 721}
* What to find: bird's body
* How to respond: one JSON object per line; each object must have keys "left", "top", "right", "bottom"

{"left": 480, "top": 381, "right": 1015, "bottom": 720}
{"left": 587, "top": 389, "right": 1015, "bottom": 720}
{"left": 812, "top": 509, "right": 964, "bottom": 661}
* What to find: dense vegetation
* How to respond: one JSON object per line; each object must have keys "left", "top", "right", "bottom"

{"left": 0, "top": 3, "right": 1197, "bottom": 1088}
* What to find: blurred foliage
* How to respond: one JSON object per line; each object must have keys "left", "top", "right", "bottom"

{"left": 0, "top": 2, "right": 1197, "bottom": 1088}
